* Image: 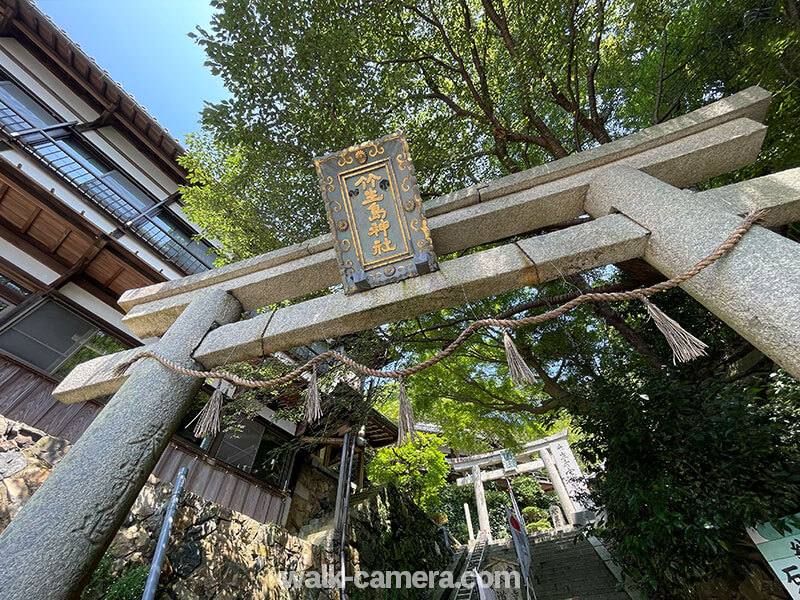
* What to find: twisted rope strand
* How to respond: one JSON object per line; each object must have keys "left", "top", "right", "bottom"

{"left": 117, "top": 210, "right": 763, "bottom": 387}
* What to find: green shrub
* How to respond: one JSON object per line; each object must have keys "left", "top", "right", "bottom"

{"left": 511, "top": 476, "right": 553, "bottom": 511}
{"left": 522, "top": 506, "right": 551, "bottom": 532}
{"left": 366, "top": 434, "right": 450, "bottom": 512}
{"left": 80, "top": 554, "right": 150, "bottom": 600}
{"left": 81, "top": 553, "right": 115, "bottom": 600}
{"left": 575, "top": 371, "right": 800, "bottom": 596}
{"left": 106, "top": 565, "right": 150, "bottom": 600}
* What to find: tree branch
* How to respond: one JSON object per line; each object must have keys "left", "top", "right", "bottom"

{"left": 653, "top": 23, "right": 668, "bottom": 125}
{"left": 567, "top": 274, "right": 665, "bottom": 372}
{"left": 586, "top": 0, "right": 606, "bottom": 124}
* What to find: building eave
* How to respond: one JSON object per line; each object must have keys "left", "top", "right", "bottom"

{"left": 0, "top": 0, "right": 188, "bottom": 184}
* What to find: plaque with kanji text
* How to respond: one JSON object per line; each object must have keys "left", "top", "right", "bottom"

{"left": 314, "top": 133, "right": 438, "bottom": 294}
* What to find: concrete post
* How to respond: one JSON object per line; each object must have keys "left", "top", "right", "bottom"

{"left": 0, "top": 289, "right": 242, "bottom": 600}
{"left": 464, "top": 502, "right": 475, "bottom": 542}
{"left": 586, "top": 166, "right": 800, "bottom": 379}
{"left": 472, "top": 465, "right": 492, "bottom": 540}
{"left": 540, "top": 446, "right": 577, "bottom": 524}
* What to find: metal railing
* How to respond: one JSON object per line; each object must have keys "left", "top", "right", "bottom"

{"left": 0, "top": 99, "right": 212, "bottom": 275}
{"left": 142, "top": 466, "right": 188, "bottom": 600}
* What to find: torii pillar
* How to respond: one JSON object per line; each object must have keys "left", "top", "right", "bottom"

{"left": 0, "top": 289, "right": 242, "bottom": 600}
{"left": 550, "top": 439, "right": 595, "bottom": 523}
{"left": 587, "top": 166, "right": 800, "bottom": 380}
{"left": 472, "top": 465, "right": 492, "bottom": 540}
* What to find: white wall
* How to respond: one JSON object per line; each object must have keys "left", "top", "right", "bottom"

{"left": 57, "top": 282, "right": 142, "bottom": 342}
{"left": 0, "top": 235, "right": 59, "bottom": 284}
{"left": 0, "top": 38, "right": 97, "bottom": 122}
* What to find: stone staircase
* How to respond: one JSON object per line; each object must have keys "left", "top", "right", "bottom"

{"left": 298, "top": 500, "right": 634, "bottom": 599}
{"left": 297, "top": 513, "right": 337, "bottom": 548}
{"left": 479, "top": 528, "right": 633, "bottom": 600}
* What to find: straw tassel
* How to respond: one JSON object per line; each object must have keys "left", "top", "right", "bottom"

{"left": 193, "top": 383, "right": 225, "bottom": 439}
{"left": 641, "top": 296, "right": 708, "bottom": 364}
{"left": 502, "top": 329, "right": 538, "bottom": 387}
{"left": 396, "top": 377, "right": 417, "bottom": 445}
{"left": 304, "top": 365, "right": 323, "bottom": 423}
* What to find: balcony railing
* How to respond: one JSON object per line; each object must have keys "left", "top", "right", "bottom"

{"left": 0, "top": 100, "right": 212, "bottom": 275}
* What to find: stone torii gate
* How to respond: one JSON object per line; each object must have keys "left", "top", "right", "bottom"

{"left": 449, "top": 430, "right": 592, "bottom": 540}
{"left": 1, "top": 87, "right": 800, "bottom": 599}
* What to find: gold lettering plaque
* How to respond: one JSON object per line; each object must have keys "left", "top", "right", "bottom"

{"left": 314, "top": 133, "right": 438, "bottom": 294}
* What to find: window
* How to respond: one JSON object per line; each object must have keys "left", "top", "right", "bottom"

{"left": 0, "top": 300, "right": 127, "bottom": 376}
{"left": 0, "top": 274, "right": 32, "bottom": 298}
{"left": 0, "top": 80, "right": 58, "bottom": 131}
{"left": 179, "top": 411, "right": 294, "bottom": 489}
{"left": 0, "top": 274, "right": 31, "bottom": 313}
{"left": 214, "top": 420, "right": 265, "bottom": 473}
{"left": 55, "top": 136, "right": 155, "bottom": 220}
{"left": 0, "top": 72, "right": 215, "bottom": 274}
{"left": 174, "top": 391, "right": 210, "bottom": 447}
{"left": 250, "top": 429, "right": 293, "bottom": 489}
{"left": 147, "top": 211, "right": 215, "bottom": 267}
{"left": 53, "top": 330, "right": 127, "bottom": 379}
{"left": 212, "top": 421, "right": 293, "bottom": 489}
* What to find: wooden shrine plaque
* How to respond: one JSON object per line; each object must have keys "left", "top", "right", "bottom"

{"left": 314, "top": 133, "right": 438, "bottom": 294}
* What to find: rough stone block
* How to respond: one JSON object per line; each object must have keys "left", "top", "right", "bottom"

{"left": 122, "top": 250, "right": 339, "bottom": 339}
{"left": 423, "top": 184, "right": 481, "bottom": 217}
{"left": 0, "top": 451, "right": 26, "bottom": 479}
{"left": 429, "top": 181, "right": 587, "bottom": 256}
{"left": 50, "top": 345, "right": 153, "bottom": 404}
{"left": 632, "top": 118, "right": 767, "bottom": 188}
{"left": 515, "top": 214, "right": 649, "bottom": 283}
{"left": 118, "top": 238, "right": 322, "bottom": 312}
{"left": 587, "top": 165, "right": 800, "bottom": 379}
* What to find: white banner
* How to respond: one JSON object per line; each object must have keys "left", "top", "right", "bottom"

{"left": 474, "top": 569, "right": 497, "bottom": 600}
{"left": 506, "top": 506, "right": 531, "bottom": 590}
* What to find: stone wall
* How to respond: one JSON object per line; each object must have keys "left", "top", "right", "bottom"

{"left": 285, "top": 457, "right": 339, "bottom": 535}
{"left": 345, "top": 486, "right": 452, "bottom": 599}
{"left": 1, "top": 416, "right": 337, "bottom": 599}
{"left": 0, "top": 415, "right": 71, "bottom": 532}
{"left": 107, "top": 479, "right": 337, "bottom": 600}
{"left": 1, "top": 417, "right": 450, "bottom": 599}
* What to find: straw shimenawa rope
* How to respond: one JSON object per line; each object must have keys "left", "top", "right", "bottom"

{"left": 114, "top": 210, "right": 764, "bottom": 387}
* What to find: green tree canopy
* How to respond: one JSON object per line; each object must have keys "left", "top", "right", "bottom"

{"left": 366, "top": 434, "right": 450, "bottom": 512}
{"left": 182, "top": 0, "right": 798, "bottom": 263}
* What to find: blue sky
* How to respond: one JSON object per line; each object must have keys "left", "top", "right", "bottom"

{"left": 37, "top": 0, "right": 228, "bottom": 142}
